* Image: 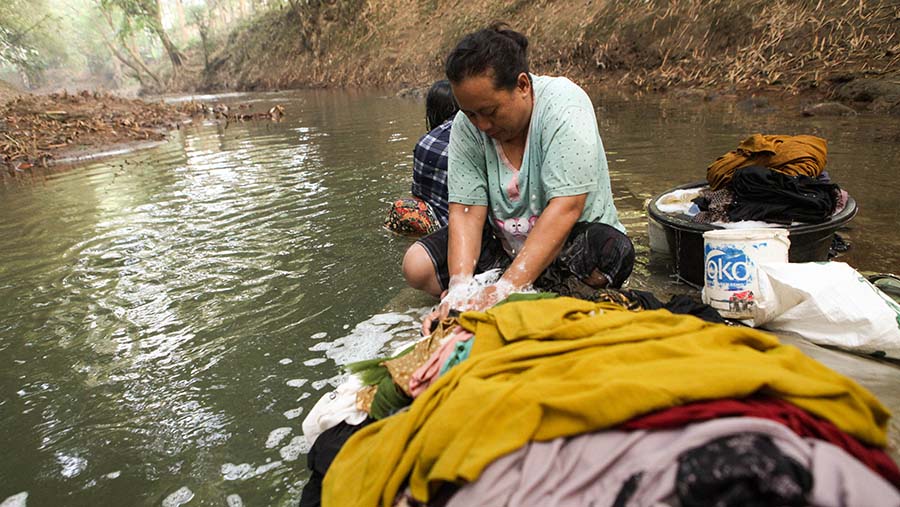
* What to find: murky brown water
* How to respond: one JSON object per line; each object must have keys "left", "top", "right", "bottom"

{"left": 1, "top": 89, "right": 898, "bottom": 506}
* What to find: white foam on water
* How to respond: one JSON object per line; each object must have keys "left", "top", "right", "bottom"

{"left": 221, "top": 463, "right": 254, "bottom": 481}
{"left": 253, "top": 460, "right": 282, "bottom": 476}
{"left": 283, "top": 407, "right": 304, "bottom": 420}
{"left": 286, "top": 379, "right": 308, "bottom": 388}
{"left": 0, "top": 492, "right": 27, "bottom": 507}
{"left": 226, "top": 494, "right": 243, "bottom": 507}
{"left": 307, "top": 342, "right": 332, "bottom": 352}
{"left": 161, "top": 486, "right": 194, "bottom": 507}
{"left": 104, "top": 471, "right": 121, "bottom": 480}
{"left": 318, "top": 311, "right": 419, "bottom": 366}
{"left": 265, "top": 427, "right": 292, "bottom": 448}
{"left": 279, "top": 436, "right": 310, "bottom": 462}
{"left": 310, "top": 332, "right": 328, "bottom": 340}
{"left": 221, "top": 461, "right": 281, "bottom": 481}
{"left": 278, "top": 358, "right": 293, "bottom": 365}
{"left": 56, "top": 453, "right": 87, "bottom": 478}
{"left": 303, "top": 358, "right": 327, "bottom": 366}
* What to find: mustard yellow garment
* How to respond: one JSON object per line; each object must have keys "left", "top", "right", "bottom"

{"left": 707, "top": 134, "right": 828, "bottom": 190}
{"left": 322, "top": 298, "right": 889, "bottom": 507}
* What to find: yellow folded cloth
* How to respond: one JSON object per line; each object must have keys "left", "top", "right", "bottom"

{"left": 707, "top": 134, "right": 828, "bottom": 190}
{"left": 322, "top": 298, "right": 889, "bottom": 507}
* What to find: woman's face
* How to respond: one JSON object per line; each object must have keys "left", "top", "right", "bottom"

{"left": 451, "top": 71, "right": 533, "bottom": 143}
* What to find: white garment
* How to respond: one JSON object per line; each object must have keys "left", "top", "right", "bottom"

{"left": 655, "top": 188, "right": 703, "bottom": 215}
{"left": 301, "top": 375, "right": 367, "bottom": 446}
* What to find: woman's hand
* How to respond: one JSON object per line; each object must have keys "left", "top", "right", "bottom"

{"left": 462, "top": 283, "right": 507, "bottom": 312}
{"left": 421, "top": 290, "right": 449, "bottom": 336}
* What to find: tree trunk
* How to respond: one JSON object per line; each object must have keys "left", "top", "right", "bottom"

{"left": 125, "top": 40, "right": 165, "bottom": 86}
{"left": 154, "top": 26, "right": 185, "bottom": 70}
{"left": 199, "top": 25, "right": 211, "bottom": 72}
{"left": 100, "top": 34, "right": 149, "bottom": 87}
{"left": 154, "top": 0, "right": 185, "bottom": 73}
{"left": 99, "top": 7, "right": 164, "bottom": 88}
{"left": 173, "top": 0, "right": 189, "bottom": 42}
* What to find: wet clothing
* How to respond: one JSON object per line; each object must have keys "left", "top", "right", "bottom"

{"left": 299, "top": 419, "right": 374, "bottom": 507}
{"left": 675, "top": 432, "right": 811, "bottom": 506}
{"left": 448, "top": 74, "right": 624, "bottom": 257}
{"left": 692, "top": 187, "right": 734, "bottom": 224}
{"left": 707, "top": 134, "right": 828, "bottom": 190}
{"left": 610, "top": 289, "right": 727, "bottom": 324}
{"left": 412, "top": 120, "right": 452, "bottom": 226}
{"left": 322, "top": 299, "right": 890, "bottom": 506}
{"left": 727, "top": 165, "right": 839, "bottom": 224}
{"left": 445, "top": 417, "right": 897, "bottom": 507}
{"left": 416, "top": 221, "right": 635, "bottom": 292}
{"left": 384, "top": 197, "right": 440, "bottom": 236}
{"left": 621, "top": 396, "right": 900, "bottom": 486}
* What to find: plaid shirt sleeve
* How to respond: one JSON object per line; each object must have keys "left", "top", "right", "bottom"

{"left": 411, "top": 120, "right": 452, "bottom": 226}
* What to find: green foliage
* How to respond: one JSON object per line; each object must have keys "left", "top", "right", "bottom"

{"left": 0, "top": 0, "right": 65, "bottom": 82}
{"left": 100, "top": 0, "right": 163, "bottom": 39}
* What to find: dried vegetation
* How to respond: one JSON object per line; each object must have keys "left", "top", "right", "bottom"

{"left": 202, "top": 0, "right": 900, "bottom": 96}
{"left": 0, "top": 91, "right": 285, "bottom": 174}
{"left": 0, "top": 91, "right": 185, "bottom": 174}
{"left": 571, "top": 0, "right": 900, "bottom": 92}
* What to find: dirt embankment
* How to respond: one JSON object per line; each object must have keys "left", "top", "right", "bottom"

{"left": 197, "top": 0, "right": 900, "bottom": 112}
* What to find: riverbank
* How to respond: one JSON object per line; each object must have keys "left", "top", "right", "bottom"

{"left": 0, "top": 91, "right": 187, "bottom": 176}
{"left": 0, "top": 91, "right": 287, "bottom": 178}
{"left": 191, "top": 0, "right": 900, "bottom": 114}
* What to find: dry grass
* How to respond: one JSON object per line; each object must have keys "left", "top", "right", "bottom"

{"left": 199, "top": 0, "right": 900, "bottom": 95}
{"left": 573, "top": 0, "right": 900, "bottom": 92}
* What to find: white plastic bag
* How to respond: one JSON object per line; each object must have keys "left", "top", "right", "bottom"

{"left": 747, "top": 262, "right": 900, "bottom": 358}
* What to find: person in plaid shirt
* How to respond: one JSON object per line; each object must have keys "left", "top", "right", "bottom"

{"left": 384, "top": 80, "right": 459, "bottom": 235}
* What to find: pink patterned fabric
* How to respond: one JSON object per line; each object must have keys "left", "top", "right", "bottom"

{"left": 408, "top": 328, "right": 474, "bottom": 397}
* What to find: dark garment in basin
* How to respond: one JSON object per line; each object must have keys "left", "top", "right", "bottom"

{"left": 728, "top": 166, "right": 839, "bottom": 224}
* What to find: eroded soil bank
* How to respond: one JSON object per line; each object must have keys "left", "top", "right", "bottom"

{"left": 191, "top": 0, "right": 900, "bottom": 114}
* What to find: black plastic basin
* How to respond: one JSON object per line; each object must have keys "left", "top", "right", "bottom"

{"left": 647, "top": 181, "right": 858, "bottom": 287}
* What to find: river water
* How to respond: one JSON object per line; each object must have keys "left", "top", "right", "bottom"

{"left": 1, "top": 89, "right": 899, "bottom": 506}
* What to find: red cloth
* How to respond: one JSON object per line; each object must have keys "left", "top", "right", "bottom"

{"left": 621, "top": 396, "right": 900, "bottom": 487}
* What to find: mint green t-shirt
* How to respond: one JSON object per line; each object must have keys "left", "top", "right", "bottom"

{"left": 447, "top": 74, "right": 624, "bottom": 256}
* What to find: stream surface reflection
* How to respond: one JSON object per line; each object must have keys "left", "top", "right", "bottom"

{"left": 1, "top": 88, "right": 898, "bottom": 506}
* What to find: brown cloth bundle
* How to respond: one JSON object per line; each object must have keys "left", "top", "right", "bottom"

{"left": 707, "top": 134, "right": 828, "bottom": 190}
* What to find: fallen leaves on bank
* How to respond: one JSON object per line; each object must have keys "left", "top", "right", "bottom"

{"left": 0, "top": 90, "right": 285, "bottom": 176}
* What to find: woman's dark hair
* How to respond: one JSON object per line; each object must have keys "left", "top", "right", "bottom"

{"left": 425, "top": 79, "right": 459, "bottom": 131}
{"left": 445, "top": 22, "right": 529, "bottom": 90}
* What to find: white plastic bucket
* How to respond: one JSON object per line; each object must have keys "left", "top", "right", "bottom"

{"left": 701, "top": 228, "right": 790, "bottom": 319}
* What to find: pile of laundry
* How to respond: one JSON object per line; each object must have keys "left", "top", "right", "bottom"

{"left": 655, "top": 134, "right": 850, "bottom": 226}
{"left": 299, "top": 294, "right": 900, "bottom": 507}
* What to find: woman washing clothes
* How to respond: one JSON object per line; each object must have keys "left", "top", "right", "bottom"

{"left": 401, "top": 23, "right": 635, "bottom": 333}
